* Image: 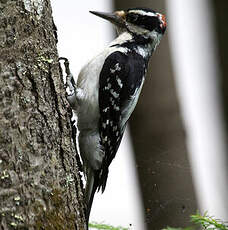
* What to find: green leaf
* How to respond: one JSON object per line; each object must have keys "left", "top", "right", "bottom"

{"left": 89, "top": 222, "right": 129, "bottom": 230}
{"left": 190, "top": 212, "right": 228, "bottom": 230}
{"left": 163, "top": 227, "right": 193, "bottom": 230}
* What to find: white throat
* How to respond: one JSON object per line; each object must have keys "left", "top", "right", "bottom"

{"left": 109, "top": 32, "right": 133, "bottom": 47}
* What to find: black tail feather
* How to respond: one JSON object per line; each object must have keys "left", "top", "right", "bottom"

{"left": 85, "top": 170, "right": 100, "bottom": 227}
{"left": 85, "top": 168, "right": 110, "bottom": 227}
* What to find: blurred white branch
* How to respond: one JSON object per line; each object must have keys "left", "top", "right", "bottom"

{"left": 166, "top": 0, "right": 228, "bottom": 220}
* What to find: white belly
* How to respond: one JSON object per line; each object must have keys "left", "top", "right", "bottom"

{"left": 76, "top": 52, "right": 106, "bottom": 131}
{"left": 74, "top": 33, "right": 130, "bottom": 169}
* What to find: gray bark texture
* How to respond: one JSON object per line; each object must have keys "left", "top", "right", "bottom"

{"left": 0, "top": 0, "right": 86, "bottom": 229}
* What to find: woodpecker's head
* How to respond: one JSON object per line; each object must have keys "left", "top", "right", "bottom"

{"left": 90, "top": 7, "right": 166, "bottom": 40}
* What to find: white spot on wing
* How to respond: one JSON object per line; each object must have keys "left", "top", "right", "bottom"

{"left": 110, "top": 98, "right": 115, "bottom": 105}
{"left": 114, "top": 105, "right": 120, "bottom": 111}
{"left": 104, "top": 83, "right": 112, "bottom": 90}
{"left": 115, "top": 63, "right": 121, "bottom": 71}
{"left": 117, "top": 78, "right": 123, "bottom": 88}
{"left": 110, "top": 63, "right": 122, "bottom": 73}
{"left": 103, "top": 107, "right": 109, "bottom": 112}
{"left": 110, "top": 89, "right": 119, "bottom": 98}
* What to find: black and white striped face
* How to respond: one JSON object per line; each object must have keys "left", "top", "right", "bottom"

{"left": 125, "top": 8, "right": 167, "bottom": 35}
{"left": 90, "top": 8, "right": 166, "bottom": 39}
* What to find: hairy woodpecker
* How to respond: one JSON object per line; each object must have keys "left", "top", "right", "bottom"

{"left": 61, "top": 7, "right": 166, "bottom": 222}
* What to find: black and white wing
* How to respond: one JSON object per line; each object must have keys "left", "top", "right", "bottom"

{"left": 98, "top": 51, "right": 147, "bottom": 191}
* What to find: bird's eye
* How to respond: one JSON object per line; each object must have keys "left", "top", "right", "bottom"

{"left": 131, "top": 14, "right": 138, "bottom": 22}
{"left": 127, "top": 13, "right": 139, "bottom": 23}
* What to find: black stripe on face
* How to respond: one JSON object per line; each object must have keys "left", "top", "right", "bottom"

{"left": 126, "top": 13, "right": 163, "bottom": 33}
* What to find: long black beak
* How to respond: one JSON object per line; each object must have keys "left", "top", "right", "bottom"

{"left": 89, "top": 10, "right": 126, "bottom": 28}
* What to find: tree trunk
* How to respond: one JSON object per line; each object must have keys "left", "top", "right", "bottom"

{"left": 213, "top": 0, "right": 228, "bottom": 133}
{"left": 0, "top": 0, "right": 86, "bottom": 229}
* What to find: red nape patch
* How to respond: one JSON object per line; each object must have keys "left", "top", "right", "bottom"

{"left": 161, "top": 14, "right": 167, "bottom": 28}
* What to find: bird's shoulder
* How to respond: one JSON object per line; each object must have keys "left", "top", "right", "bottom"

{"left": 99, "top": 50, "right": 147, "bottom": 98}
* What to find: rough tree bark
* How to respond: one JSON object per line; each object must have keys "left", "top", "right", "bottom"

{"left": 0, "top": 0, "right": 86, "bottom": 229}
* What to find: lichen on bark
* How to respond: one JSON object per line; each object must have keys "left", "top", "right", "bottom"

{"left": 0, "top": 0, "right": 86, "bottom": 229}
